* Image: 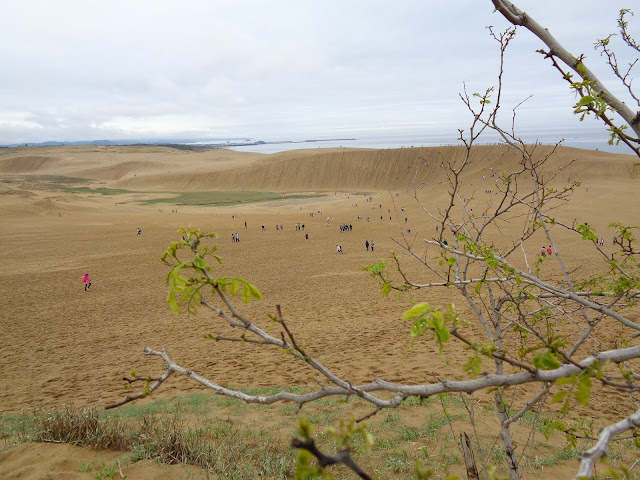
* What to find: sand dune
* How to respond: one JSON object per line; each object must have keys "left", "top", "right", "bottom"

{"left": 1, "top": 144, "right": 637, "bottom": 193}
{"left": 0, "top": 155, "right": 63, "bottom": 174}
{"left": 0, "top": 144, "right": 639, "bottom": 478}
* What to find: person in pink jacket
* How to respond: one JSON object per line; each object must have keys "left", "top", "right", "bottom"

{"left": 81, "top": 272, "right": 92, "bottom": 292}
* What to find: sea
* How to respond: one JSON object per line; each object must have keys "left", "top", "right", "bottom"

{"left": 228, "top": 129, "right": 632, "bottom": 155}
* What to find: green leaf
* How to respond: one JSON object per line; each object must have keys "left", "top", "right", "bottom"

{"left": 435, "top": 323, "right": 451, "bottom": 343}
{"left": 295, "top": 448, "right": 325, "bottom": 480}
{"left": 410, "top": 318, "right": 429, "bottom": 340}
{"left": 463, "top": 352, "right": 483, "bottom": 378}
{"left": 173, "top": 283, "right": 187, "bottom": 293}
{"left": 551, "top": 391, "right": 568, "bottom": 404}
{"left": 554, "top": 377, "right": 572, "bottom": 386}
{"left": 363, "top": 431, "right": 374, "bottom": 453}
{"left": 403, "top": 303, "right": 431, "bottom": 321}
{"left": 229, "top": 280, "right": 240, "bottom": 296}
{"left": 363, "top": 260, "right": 387, "bottom": 273}
{"left": 533, "top": 352, "right": 561, "bottom": 370}
{"left": 577, "top": 95, "right": 594, "bottom": 106}
{"left": 432, "top": 311, "right": 444, "bottom": 329}
{"left": 248, "top": 283, "right": 262, "bottom": 300}
{"left": 210, "top": 254, "right": 223, "bottom": 264}
{"left": 575, "top": 378, "right": 591, "bottom": 405}
{"left": 296, "top": 418, "right": 314, "bottom": 439}
{"left": 576, "top": 62, "right": 587, "bottom": 76}
{"left": 193, "top": 257, "right": 206, "bottom": 268}
{"left": 485, "top": 254, "right": 499, "bottom": 269}
{"left": 241, "top": 284, "right": 251, "bottom": 303}
{"left": 168, "top": 291, "right": 180, "bottom": 315}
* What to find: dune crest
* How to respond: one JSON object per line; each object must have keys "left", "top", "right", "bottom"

{"left": 1, "top": 144, "right": 637, "bottom": 193}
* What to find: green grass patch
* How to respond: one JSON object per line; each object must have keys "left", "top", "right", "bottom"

{"left": 3, "top": 389, "right": 639, "bottom": 479}
{"left": 523, "top": 448, "right": 579, "bottom": 469}
{"left": 141, "top": 191, "right": 325, "bottom": 206}
{"left": 58, "top": 188, "right": 326, "bottom": 206}
{"left": 2, "top": 405, "right": 295, "bottom": 479}
{"left": 399, "top": 412, "right": 465, "bottom": 441}
{"left": 22, "top": 179, "right": 327, "bottom": 207}
{"left": 63, "top": 186, "right": 134, "bottom": 195}
{"left": 23, "top": 174, "right": 92, "bottom": 184}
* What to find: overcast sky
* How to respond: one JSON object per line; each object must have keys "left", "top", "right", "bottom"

{"left": 0, "top": 1, "right": 637, "bottom": 146}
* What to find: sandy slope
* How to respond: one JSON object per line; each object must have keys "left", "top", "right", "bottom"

{"left": 2, "top": 144, "right": 636, "bottom": 192}
{"left": 0, "top": 144, "right": 638, "bottom": 478}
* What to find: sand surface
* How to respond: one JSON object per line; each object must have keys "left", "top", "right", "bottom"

{"left": 1, "top": 144, "right": 639, "bottom": 478}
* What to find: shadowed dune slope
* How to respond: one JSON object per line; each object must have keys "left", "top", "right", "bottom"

{"left": 0, "top": 155, "right": 63, "bottom": 174}
{"left": 1, "top": 144, "right": 637, "bottom": 192}
{"left": 111, "top": 145, "right": 640, "bottom": 191}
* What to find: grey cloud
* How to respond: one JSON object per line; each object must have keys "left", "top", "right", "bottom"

{"left": 0, "top": 0, "right": 635, "bottom": 144}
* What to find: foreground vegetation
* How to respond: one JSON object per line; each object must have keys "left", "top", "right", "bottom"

{"left": 2, "top": 390, "right": 639, "bottom": 479}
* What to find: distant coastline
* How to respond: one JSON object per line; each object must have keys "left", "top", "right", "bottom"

{"left": 184, "top": 138, "right": 357, "bottom": 148}
{"left": 0, "top": 128, "right": 632, "bottom": 155}
{"left": 0, "top": 137, "right": 356, "bottom": 149}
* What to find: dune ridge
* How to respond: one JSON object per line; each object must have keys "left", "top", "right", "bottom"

{"left": 1, "top": 145, "right": 637, "bottom": 194}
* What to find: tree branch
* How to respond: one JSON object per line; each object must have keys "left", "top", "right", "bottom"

{"left": 492, "top": 0, "right": 640, "bottom": 142}
{"left": 108, "top": 344, "right": 640, "bottom": 410}
{"left": 576, "top": 408, "right": 640, "bottom": 479}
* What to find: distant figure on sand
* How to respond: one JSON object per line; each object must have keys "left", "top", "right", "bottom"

{"left": 81, "top": 272, "right": 92, "bottom": 292}
{"left": 540, "top": 246, "right": 546, "bottom": 257}
{"left": 370, "top": 241, "right": 375, "bottom": 252}
{"left": 365, "top": 240, "right": 369, "bottom": 251}
{"left": 136, "top": 228, "right": 141, "bottom": 236}
{"left": 337, "top": 245, "right": 343, "bottom": 254}
{"left": 546, "top": 245, "right": 553, "bottom": 255}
